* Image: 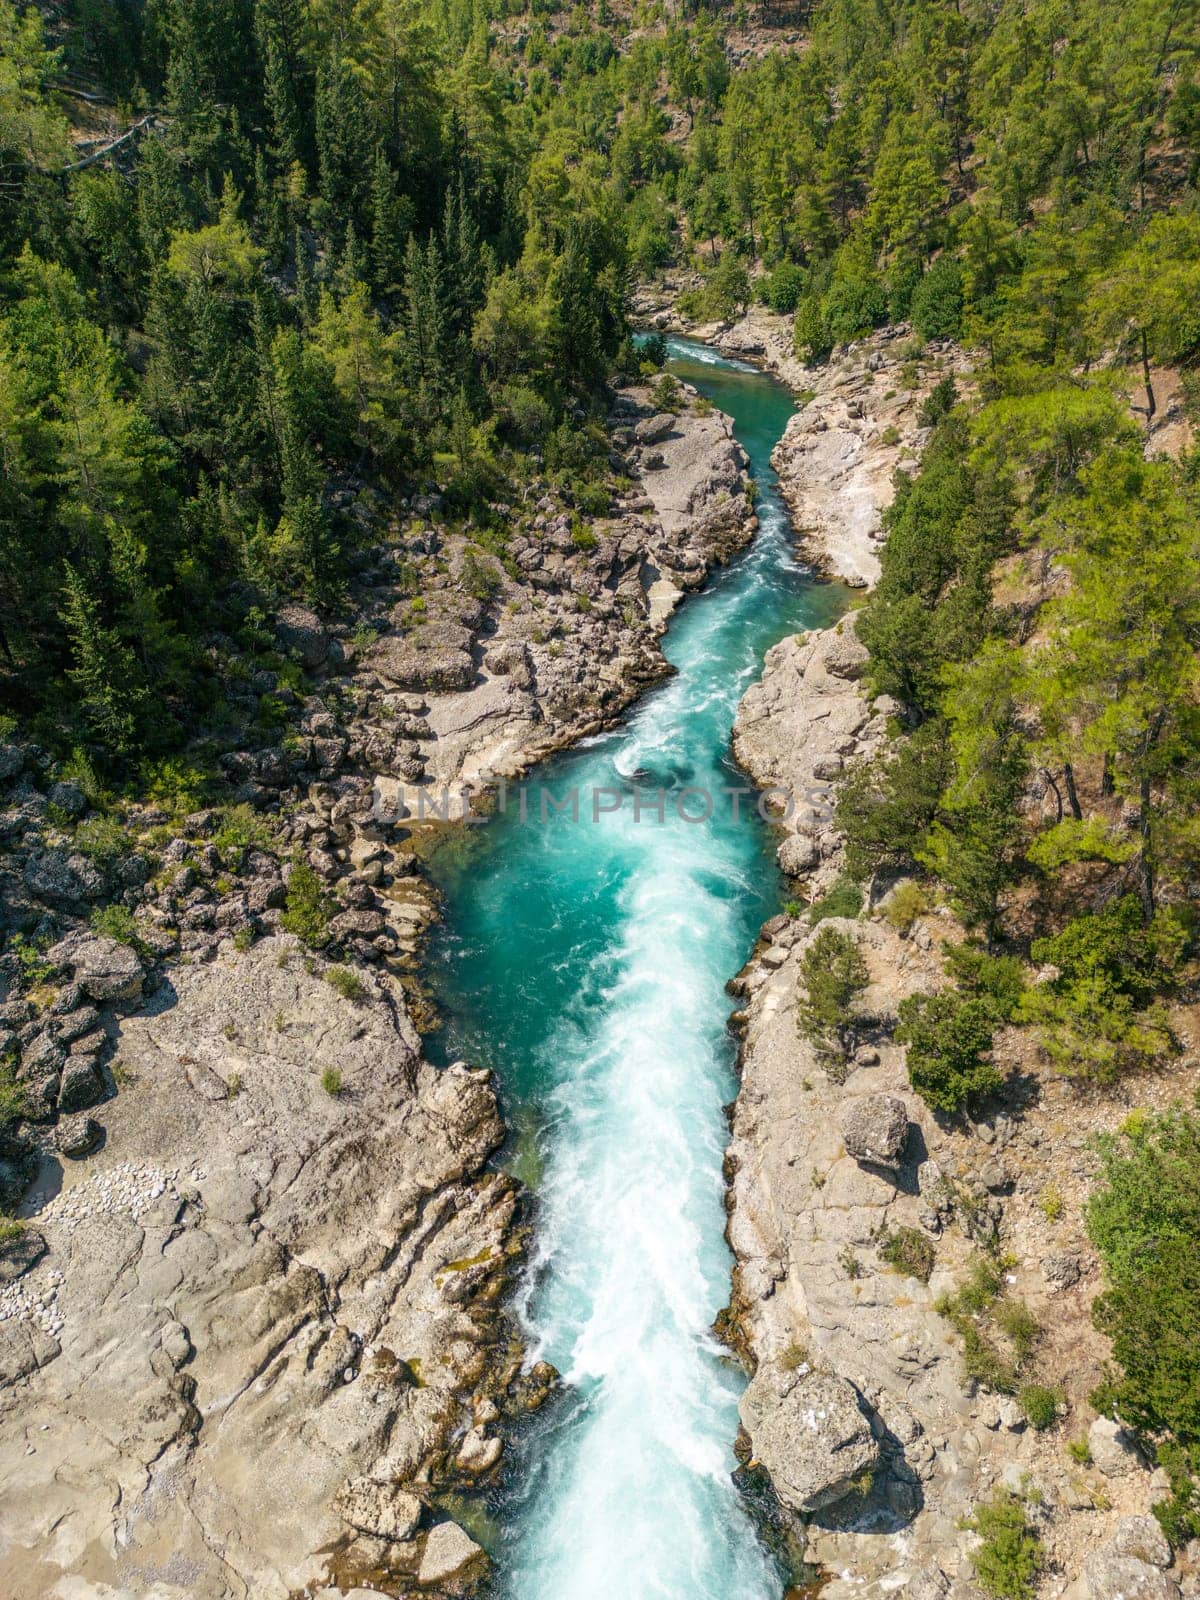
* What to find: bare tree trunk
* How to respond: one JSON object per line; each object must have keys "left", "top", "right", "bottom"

{"left": 1141, "top": 328, "right": 1156, "bottom": 422}
{"left": 1063, "top": 762, "right": 1083, "bottom": 822}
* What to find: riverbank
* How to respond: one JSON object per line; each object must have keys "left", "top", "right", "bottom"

{"left": 0, "top": 368, "right": 762, "bottom": 1599}
{"left": 634, "top": 281, "right": 971, "bottom": 588}
{"left": 714, "top": 308, "right": 1192, "bottom": 1600}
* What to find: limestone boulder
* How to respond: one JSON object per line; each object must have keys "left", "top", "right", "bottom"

{"left": 334, "top": 1476, "right": 422, "bottom": 1541}
{"left": 739, "top": 1367, "right": 880, "bottom": 1513}
{"left": 47, "top": 931, "right": 144, "bottom": 1002}
{"left": 1084, "top": 1549, "right": 1178, "bottom": 1600}
{"left": 1111, "top": 1516, "right": 1172, "bottom": 1569}
{"left": 418, "top": 1520, "right": 488, "bottom": 1587}
{"left": 1089, "top": 1415, "right": 1141, "bottom": 1477}
{"left": 841, "top": 1093, "right": 910, "bottom": 1171}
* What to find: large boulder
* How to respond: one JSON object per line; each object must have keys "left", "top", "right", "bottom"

{"left": 738, "top": 1367, "right": 880, "bottom": 1513}
{"left": 23, "top": 849, "right": 104, "bottom": 910}
{"left": 47, "top": 931, "right": 144, "bottom": 1002}
{"left": 372, "top": 637, "right": 475, "bottom": 693}
{"left": 334, "top": 1476, "right": 422, "bottom": 1541}
{"left": 275, "top": 604, "right": 328, "bottom": 667}
{"left": 1111, "top": 1517, "right": 1172, "bottom": 1569}
{"left": 841, "top": 1094, "right": 910, "bottom": 1171}
{"left": 0, "top": 1228, "right": 46, "bottom": 1285}
{"left": 417, "top": 1520, "right": 488, "bottom": 1587}
{"left": 1083, "top": 1548, "right": 1179, "bottom": 1600}
{"left": 1089, "top": 1415, "right": 1141, "bottom": 1477}
{"left": 634, "top": 412, "right": 677, "bottom": 445}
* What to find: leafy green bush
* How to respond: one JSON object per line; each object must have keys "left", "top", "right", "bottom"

{"left": 459, "top": 548, "right": 504, "bottom": 602}
{"left": 944, "top": 944, "right": 1027, "bottom": 1019}
{"left": 835, "top": 725, "right": 952, "bottom": 880}
{"left": 793, "top": 293, "right": 831, "bottom": 363}
{"left": 760, "top": 261, "right": 805, "bottom": 314}
{"left": 896, "top": 989, "right": 1003, "bottom": 1114}
{"left": 823, "top": 274, "right": 888, "bottom": 345}
{"left": 281, "top": 860, "right": 332, "bottom": 949}
{"left": 74, "top": 815, "right": 128, "bottom": 866}
{"left": 1019, "top": 1383, "right": 1062, "bottom": 1431}
{"left": 936, "top": 1256, "right": 1042, "bottom": 1396}
{"left": 0, "top": 1052, "right": 30, "bottom": 1128}
{"left": 1019, "top": 898, "right": 1185, "bottom": 1080}
{"left": 962, "top": 1491, "right": 1043, "bottom": 1600}
{"left": 326, "top": 965, "right": 364, "bottom": 1003}
{"left": 650, "top": 373, "right": 681, "bottom": 411}
{"left": 878, "top": 1225, "right": 935, "bottom": 1282}
{"left": 10, "top": 934, "right": 54, "bottom": 989}
{"left": 1086, "top": 1107, "right": 1200, "bottom": 1540}
{"left": 917, "top": 374, "right": 957, "bottom": 427}
{"left": 214, "top": 803, "right": 274, "bottom": 863}
{"left": 910, "top": 259, "right": 964, "bottom": 340}
{"left": 90, "top": 903, "right": 141, "bottom": 947}
{"left": 808, "top": 875, "right": 863, "bottom": 923}
{"left": 880, "top": 881, "right": 928, "bottom": 933}
{"left": 320, "top": 1065, "right": 342, "bottom": 1096}
{"left": 797, "top": 927, "right": 869, "bottom": 1057}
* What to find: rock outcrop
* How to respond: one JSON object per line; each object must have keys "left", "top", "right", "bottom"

{"left": 733, "top": 613, "right": 888, "bottom": 891}
{"left": 840, "top": 1093, "right": 910, "bottom": 1171}
{"left": 739, "top": 1366, "right": 880, "bottom": 1512}
{"left": 0, "top": 937, "right": 520, "bottom": 1599}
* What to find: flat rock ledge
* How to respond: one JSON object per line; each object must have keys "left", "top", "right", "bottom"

{"left": 0, "top": 936, "right": 519, "bottom": 1600}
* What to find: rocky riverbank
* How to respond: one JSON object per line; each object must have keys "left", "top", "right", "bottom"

{"left": 634, "top": 282, "right": 971, "bottom": 587}
{"left": 722, "top": 329, "right": 1199, "bottom": 1600}
{"left": 0, "top": 377, "right": 756, "bottom": 1599}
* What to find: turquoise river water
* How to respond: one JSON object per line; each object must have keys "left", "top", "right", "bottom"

{"left": 425, "top": 339, "right": 847, "bottom": 1600}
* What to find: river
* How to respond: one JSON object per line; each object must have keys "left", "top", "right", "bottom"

{"left": 424, "top": 338, "right": 847, "bottom": 1599}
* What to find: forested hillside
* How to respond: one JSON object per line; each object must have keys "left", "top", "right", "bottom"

{"left": 2, "top": 0, "right": 1200, "bottom": 1578}
{"left": 2, "top": 0, "right": 1198, "bottom": 782}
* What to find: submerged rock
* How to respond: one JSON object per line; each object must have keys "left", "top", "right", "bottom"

{"left": 738, "top": 1367, "right": 880, "bottom": 1513}
{"left": 417, "top": 1519, "right": 488, "bottom": 1586}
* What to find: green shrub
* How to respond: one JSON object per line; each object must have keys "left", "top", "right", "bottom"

{"left": 823, "top": 274, "right": 888, "bottom": 345}
{"left": 962, "top": 1491, "right": 1043, "bottom": 1600}
{"left": 74, "top": 815, "right": 128, "bottom": 866}
{"left": 460, "top": 548, "right": 504, "bottom": 602}
{"left": 214, "top": 802, "right": 274, "bottom": 862}
{"left": 880, "top": 881, "right": 928, "bottom": 933}
{"left": 10, "top": 933, "right": 54, "bottom": 989}
{"left": 808, "top": 875, "right": 863, "bottom": 924}
{"left": 910, "top": 259, "right": 964, "bottom": 340}
{"left": 320, "top": 1065, "right": 342, "bottom": 1096}
{"left": 878, "top": 1225, "right": 935, "bottom": 1282}
{"left": 650, "top": 373, "right": 681, "bottom": 411}
{"left": 896, "top": 989, "right": 1003, "bottom": 1114}
{"left": 917, "top": 374, "right": 957, "bottom": 427}
{"left": 0, "top": 1053, "right": 29, "bottom": 1128}
{"left": 90, "top": 903, "right": 141, "bottom": 947}
{"left": 571, "top": 521, "right": 598, "bottom": 553}
{"left": 1085, "top": 1107, "right": 1200, "bottom": 1540}
{"left": 1018, "top": 898, "right": 1185, "bottom": 1081}
{"left": 797, "top": 927, "right": 869, "bottom": 1056}
{"left": 760, "top": 261, "right": 805, "bottom": 314}
{"left": 326, "top": 965, "right": 365, "bottom": 1003}
{"left": 944, "top": 944, "right": 1027, "bottom": 1020}
{"left": 793, "top": 294, "right": 831, "bottom": 363}
{"left": 281, "top": 859, "right": 332, "bottom": 949}
{"left": 835, "top": 726, "right": 952, "bottom": 881}
{"left": 937, "top": 1257, "right": 1039, "bottom": 1395}
{"left": 995, "top": 1299, "right": 1041, "bottom": 1364}
{"left": 1019, "top": 1383, "right": 1062, "bottom": 1431}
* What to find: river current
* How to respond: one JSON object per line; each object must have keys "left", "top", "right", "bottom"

{"left": 425, "top": 339, "right": 846, "bottom": 1599}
